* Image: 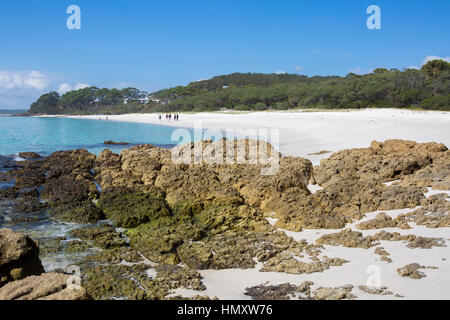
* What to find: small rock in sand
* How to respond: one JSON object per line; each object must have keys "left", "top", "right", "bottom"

{"left": 312, "top": 284, "right": 356, "bottom": 300}
{"left": 397, "top": 263, "right": 428, "bottom": 279}
{"left": 358, "top": 285, "right": 393, "bottom": 296}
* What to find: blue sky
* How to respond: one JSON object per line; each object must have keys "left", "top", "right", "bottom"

{"left": 0, "top": 0, "right": 449, "bottom": 109}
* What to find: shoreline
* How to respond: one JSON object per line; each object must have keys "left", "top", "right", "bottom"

{"left": 37, "top": 108, "right": 450, "bottom": 165}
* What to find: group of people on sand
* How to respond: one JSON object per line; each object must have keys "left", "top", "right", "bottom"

{"left": 159, "top": 114, "right": 179, "bottom": 121}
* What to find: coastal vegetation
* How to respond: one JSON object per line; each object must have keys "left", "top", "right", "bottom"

{"left": 28, "top": 59, "right": 450, "bottom": 115}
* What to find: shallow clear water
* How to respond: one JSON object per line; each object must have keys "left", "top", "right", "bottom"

{"left": 0, "top": 115, "right": 194, "bottom": 272}
{"left": 0, "top": 116, "right": 189, "bottom": 156}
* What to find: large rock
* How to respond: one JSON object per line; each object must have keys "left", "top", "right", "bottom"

{"left": 399, "top": 150, "right": 450, "bottom": 190}
{"left": 18, "top": 152, "right": 41, "bottom": 160}
{"left": 43, "top": 149, "right": 96, "bottom": 179}
{"left": 39, "top": 150, "right": 103, "bottom": 223}
{"left": 6, "top": 149, "right": 102, "bottom": 224}
{"left": 273, "top": 180, "right": 424, "bottom": 231}
{"left": 314, "top": 140, "right": 448, "bottom": 187}
{"left": 0, "top": 273, "right": 89, "bottom": 300}
{"left": 0, "top": 228, "right": 44, "bottom": 287}
{"left": 95, "top": 139, "right": 313, "bottom": 217}
{"left": 13, "top": 164, "right": 45, "bottom": 189}
{"left": 270, "top": 140, "right": 449, "bottom": 231}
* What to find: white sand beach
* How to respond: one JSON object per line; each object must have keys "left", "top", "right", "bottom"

{"left": 51, "top": 109, "right": 450, "bottom": 300}
{"left": 63, "top": 108, "right": 450, "bottom": 165}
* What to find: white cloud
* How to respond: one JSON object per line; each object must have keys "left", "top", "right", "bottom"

{"left": 275, "top": 70, "right": 286, "bottom": 75}
{"left": 294, "top": 66, "right": 304, "bottom": 72}
{"left": 0, "top": 70, "right": 92, "bottom": 109}
{"left": 74, "top": 82, "right": 89, "bottom": 90}
{"left": 57, "top": 83, "right": 72, "bottom": 95}
{"left": 0, "top": 70, "right": 49, "bottom": 91}
{"left": 348, "top": 67, "right": 363, "bottom": 74}
{"left": 0, "top": 70, "right": 51, "bottom": 109}
{"left": 57, "top": 82, "right": 90, "bottom": 94}
{"left": 422, "top": 55, "right": 450, "bottom": 66}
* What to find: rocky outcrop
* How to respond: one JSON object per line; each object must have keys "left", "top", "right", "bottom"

{"left": 91, "top": 139, "right": 448, "bottom": 233}
{"left": 314, "top": 140, "right": 448, "bottom": 187}
{"left": 95, "top": 140, "right": 312, "bottom": 212}
{"left": 3, "top": 138, "right": 449, "bottom": 300}
{"left": 244, "top": 282, "right": 356, "bottom": 300}
{"left": 316, "top": 228, "right": 446, "bottom": 249}
{"left": 0, "top": 228, "right": 44, "bottom": 287}
{"left": 0, "top": 273, "right": 88, "bottom": 300}
{"left": 401, "top": 194, "right": 450, "bottom": 228}
{"left": 398, "top": 149, "right": 450, "bottom": 190}
{"left": 316, "top": 229, "right": 377, "bottom": 249}
{"left": 244, "top": 282, "right": 313, "bottom": 300}
{"left": 82, "top": 263, "right": 204, "bottom": 300}
{"left": 82, "top": 138, "right": 450, "bottom": 271}
{"left": 4, "top": 149, "right": 104, "bottom": 224}
{"left": 104, "top": 141, "right": 130, "bottom": 145}
{"left": 272, "top": 140, "right": 449, "bottom": 231}
{"left": 0, "top": 155, "right": 21, "bottom": 172}
{"left": 69, "top": 224, "right": 127, "bottom": 249}
{"left": 356, "top": 212, "right": 411, "bottom": 230}
{"left": 88, "top": 140, "right": 313, "bottom": 267}
{"left": 13, "top": 195, "right": 47, "bottom": 213}
{"left": 273, "top": 181, "right": 424, "bottom": 231}
{"left": 18, "top": 152, "right": 41, "bottom": 160}
{"left": 260, "top": 251, "right": 348, "bottom": 274}
{"left": 40, "top": 150, "right": 101, "bottom": 223}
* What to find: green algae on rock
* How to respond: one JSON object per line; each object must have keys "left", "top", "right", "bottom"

{"left": 82, "top": 263, "right": 205, "bottom": 300}
{"left": 126, "top": 215, "right": 205, "bottom": 265}
{"left": 50, "top": 200, "right": 105, "bottom": 224}
{"left": 69, "top": 224, "right": 127, "bottom": 249}
{"left": 98, "top": 188, "right": 170, "bottom": 228}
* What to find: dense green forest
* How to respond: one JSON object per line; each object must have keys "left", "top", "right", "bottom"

{"left": 28, "top": 59, "right": 450, "bottom": 115}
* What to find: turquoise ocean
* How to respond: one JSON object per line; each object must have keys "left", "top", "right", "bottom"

{"left": 0, "top": 115, "right": 188, "bottom": 156}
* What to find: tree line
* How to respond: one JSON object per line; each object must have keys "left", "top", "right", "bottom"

{"left": 28, "top": 59, "right": 450, "bottom": 115}
{"left": 28, "top": 87, "right": 148, "bottom": 114}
